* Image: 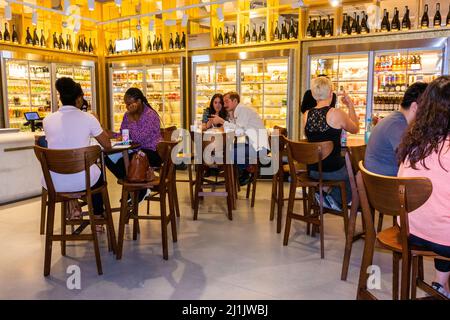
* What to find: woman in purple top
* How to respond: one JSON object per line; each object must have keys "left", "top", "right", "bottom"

{"left": 105, "top": 88, "right": 162, "bottom": 201}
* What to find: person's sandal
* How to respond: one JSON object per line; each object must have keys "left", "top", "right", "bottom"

{"left": 431, "top": 282, "right": 450, "bottom": 299}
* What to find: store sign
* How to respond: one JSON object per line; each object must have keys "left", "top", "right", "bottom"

{"left": 188, "top": 33, "right": 211, "bottom": 49}
{"left": 115, "top": 38, "right": 135, "bottom": 52}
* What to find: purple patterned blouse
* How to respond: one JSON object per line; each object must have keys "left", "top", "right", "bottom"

{"left": 120, "top": 106, "right": 161, "bottom": 151}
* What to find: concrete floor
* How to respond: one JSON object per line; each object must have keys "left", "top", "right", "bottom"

{"left": 0, "top": 171, "right": 433, "bottom": 299}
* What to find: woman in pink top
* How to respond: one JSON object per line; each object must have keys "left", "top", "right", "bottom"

{"left": 398, "top": 76, "right": 450, "bottom": 298}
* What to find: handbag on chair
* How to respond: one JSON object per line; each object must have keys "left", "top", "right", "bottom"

{"left": 127, "top": 150, "right": 156, "bottom": 182}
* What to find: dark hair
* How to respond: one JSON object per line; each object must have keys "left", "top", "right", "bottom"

{"left": 208, "top": 94, "right": 227, "bottom": 119}
{"left": 124, "top": 87, "right": 159, "bottom": 116}
{"left": 398, "top": 76, "right": 450, "bottom": 171}
{"left": 224, "top": 91, "right": 240, "bottom": 103}
{"left": 55, "top": 77, "right": 83, "bottom": 106}
{"left": 401, "top": 82, "right": 428, "bottom": 110}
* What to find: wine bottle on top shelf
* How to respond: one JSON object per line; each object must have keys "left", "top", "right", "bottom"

{"left": 218, "top": 28, "right": 224, "bottom": 46}
{"left": 158, "top": 34, "right": 163, "bottom": 50}
{"left": 26, "top": 27, "right": 33, "bottom": 45}
{"left": 53, "top": 32, "right": 59, "bottom": 49}
{"left": 59, "top": 33, "right": 65, "bottom": 50}
{"left": 289, "top": 19, "right": 296, "bottom": 39}
{"left": 4, "top": 23, "right": 10, "bottom": 42}
{"left": 245, "top": 25, "right": 251, "bottom": 43}
{"left": 83, "top": 36, "right": 88, "bottom": 52}
{"left": 324, "top": 15, "right": 331, "bottom": 37}
{"left": 251, "top": 24, "right": 257, "bottom": 42}
{"left": 351, "top": 12, "right": 359, "bottom": 34}
{"left": 342, "top": 13, "right": 349, "bottom": 35}
{"left": 421, "top": 4, "right": 429, "bottom": 29}
{"left": 175, "top": 32, "right": 181, "bottom": 49}
{"left": 12, "top": 25, "right": 19, "bottom": 44}
{"left": 146, "top": 35, "right": 152, "bottom": 51}
{"left": 153, "top": 35, "right": 158, "bottom": 51}
{"left": 260, "top": 23, "right": 266, "bottom": 41}
{"left": 281, "top": 21, "right": 288, "bottom": 40}
{"left": 402, "top": 6, "right": 411, "bottom": 30}
{"left": 39, "top": 30, "right": 46, "bottom": 47}
{"left": 181, "top": 31, "right": 186, "bottom": 48}
{"left": 0, "top": 29, "right": 3, "bottom": 41}
{"left": 306, "top": 17, "right": 313, "bottom": 38}
{"left": 169, "top": 33, "right": 174, "bottom": 49}
{"left": 224, "top": 27, "right": 230, "bottom": 45}
{"left": 88, "top": 38, "right": 94, "bottom": 53}
{"left": 391, "top": 7, "right": 400, "bottom": 31}
{"left": 66, "top": 34, "right": 72, "bottom": 51}
{"left": 33, "top": 28, "right": 39, "bottom": 46}
{"left": 447, "top": 4, "right": 450, "bottom": 26}
{"left": 360, "top": 11, "right": 370, "bottom": 34}
{"left": 273, "top": 20, "right": 280, "bottom": 40}
{"left": 381, "top": 9, "right": 390, "bottom": 32}
{"left": 316, "top": 16, "right": 322, "bottom": 37}
{"left": 434, "top": 3, "right": 442, "bottom": 27}
{"left": 231, "top": 26, "right": 236, "bottom": 44}
{"left": 108, "top": 39, "right": 115, "bottom": 54}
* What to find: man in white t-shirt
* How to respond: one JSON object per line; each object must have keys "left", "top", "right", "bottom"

{"left": 43, "top": 77, "right": 111, "bottom": 216}
{"left": 211, "top": 91, "right": 269, "bottom": 185}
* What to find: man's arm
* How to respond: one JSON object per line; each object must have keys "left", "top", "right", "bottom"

{"left": 95, "top": 131, "right": 112, "bottom": 149}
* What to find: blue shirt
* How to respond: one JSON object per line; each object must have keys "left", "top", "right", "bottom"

{"left": 364, "top": 111, "right": 408, "bottom": 176}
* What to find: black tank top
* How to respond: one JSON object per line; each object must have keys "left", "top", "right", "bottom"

{"left": 305, "top": 106, "right": 345, "bottom": 172}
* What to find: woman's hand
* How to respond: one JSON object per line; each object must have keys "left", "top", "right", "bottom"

{"left": 341, "top": 91, "right": 355, "bottom": 108}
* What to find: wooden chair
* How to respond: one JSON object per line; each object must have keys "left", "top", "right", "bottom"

{"left": 34, "top": 145, "right": 117, "bottom": 276}
{"left": 283, "top": 139, "right": 349, "bottom": 259}
{"left": 341, "top": 144, "right": 367, "bottom": 280}
{"left": 35, "top": 135, "right": 48, "bottom": 235}
{"left": 356, "top": 161, "right": 432, "bottom": 300}
{"left": 193, "top": 131, "right": 235, "bottom": 221}
{"left": 117, "top": 141, "right": 178, "bottom": 260}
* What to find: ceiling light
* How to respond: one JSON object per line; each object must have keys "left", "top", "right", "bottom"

{"left": 182, "top": 14, "right": 189, "bottom": 27}
{"left": 148, "top": 20, "right": 155, "bottom": 32}
{"left": 32, "top": 10, "right": 38, "bottom": 26}
{"left": 5, "top": 5, "right": 12, "bottom": 20}
{"left": 88, "top": 0, "right": 95, "bottom": 11}
{"left": 217, "top": 7, "right": 224, "bottom": 22}
{"left": 115, "top": 0, "right": 122, "bottom": 7}
{"left": 329, "top": 0, "right": 341, "bottom": 7}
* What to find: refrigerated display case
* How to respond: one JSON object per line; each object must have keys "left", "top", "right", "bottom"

{"left": 309, "top": 53, "right": 369, "bottom": 133}
{"left": 54, "top": 64, "right": 96, "bottom": 113}
{"left": 304, "top": 35, "right": 449, "bottom": 140}
{"left": 109, "top": 57, "right": 185, "bottom": 131}
{"left": 3, "top": 59, "right": 52, "bottom": 129}
{"left": 191, "top": 49, "right": 294, "bottom": 131}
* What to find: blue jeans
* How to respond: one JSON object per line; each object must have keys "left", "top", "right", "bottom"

{"left": 409, "top": 234, "right": 450, "bottom": 272}
{"left": 309, "top": 165, "right": 352, "bottom": 206}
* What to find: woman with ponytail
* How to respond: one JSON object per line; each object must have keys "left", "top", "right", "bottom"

{"left": 105, "top": 87, "right": 162, "bottom": 201}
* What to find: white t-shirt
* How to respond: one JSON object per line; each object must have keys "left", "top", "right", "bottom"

{"left": 42, "top": 106, "right": 103, "bottom": 192}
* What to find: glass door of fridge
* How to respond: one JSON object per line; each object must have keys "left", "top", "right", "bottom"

{"left": 73, "top": 66, "right": 95, "bottom": 112}
{"left": 163, "top": 64, "right": 182, "bottom": 128}
{"left": 5, "top": 60, "right": 30, "bottom": 129}
{"left": 215, "top": 61, "right": 237, "bottom": 94}
{"left": 111, "top": 69, "right": 128, "bottom": 131}
{"left": 336, "top": 53, "right": 369, "bottom": 135}
{"left": 240, "top": 59, "right": 265, "bottom": 122}
{"left": 264, "top": 58, "right": 289, "bottom": 129}
{"left": 194, "top": 62, "right": 215, "bottom": 123}
{"left": 309, "top": 54, "right": 340, "bottom": 99}
{"left": 29, "top": 62, "right": 52, "bottom": 119}
{"left": 146, "top": 65, "right": 164, "bottom": 123}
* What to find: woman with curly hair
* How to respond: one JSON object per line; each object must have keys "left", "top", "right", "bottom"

{"left": 397, "top": 75, "right": 450, "bottom": 298}
{"left": 201, "top": 93, "right": 228, "bottom": 130}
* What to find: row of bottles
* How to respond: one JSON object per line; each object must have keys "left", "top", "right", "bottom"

{"left": 24, "top": 27, "right": 46, "bottom": 47}
{"left": 420, "top": 3, "right": 450, "bottom": 28}
{"left": 375, "top": 55, "right": 422, "bottom": 72}
{"left": 380, "top": 6, "right": 411, "bottom": 32}
{"left": 342, "top": 12, "right": 370, "bottom": 35}
{"left": 0, "top": 23, "right": 19, "bottom": 43}
{"left": 377, "top": 74, "right": 408, "bottom": 92}
{"left": 108, "top": 32, "right": 186, "bottom": 55}
{"left": 306, "top": 15, "right": 334, "bottom": 38}
{"left": 373, "top": 95, "right": 403, "bottom": 111}
{"left": 214, "top": 26, "right": 238, "bottom": 46}
{"left": 273, "top": 19, "right": 298, "bottom": 41}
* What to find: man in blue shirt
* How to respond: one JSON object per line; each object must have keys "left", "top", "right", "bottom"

{"left": 365, "top": 82, "right": 428, "bottom": 176}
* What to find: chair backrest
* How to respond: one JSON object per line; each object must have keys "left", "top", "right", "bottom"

{"left": 34, "top": 145, "right": 102, "bottom": 195}
{"left": 193, "top": 131, "right": 234, "bottom": 165}
{"left": 346, "top": 145, "right": 366, "bottom": 175}
{"left": 157, "top": 140, "right": 178, "bottom": 187}
{"left": 160, "top": 126, "right": 177, "bottom": 142}
{"left": 357, "top": 161, "right": 432, "bottom": 217}
{"left": 269, "top": 127, "right": 287, "bottom": 171}
{"left": 273, "top": 125, "right": 287, "bottom": 138}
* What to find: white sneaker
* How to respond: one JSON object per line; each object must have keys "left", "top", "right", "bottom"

{"left": 432, "top": 282, "right": 450, "bottom": 299}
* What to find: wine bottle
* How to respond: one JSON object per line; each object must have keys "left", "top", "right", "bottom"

{"left": 83, "top": 36, "right": 88, "bottom": 52}
{"left": 330, "top": 18, "right": 334, "bottom": 36}
{"left": 4, "top": 23, "right": 10, "bottom": 42}
{"left": 351, "top": 12, "right": 358, "bottom": 34}
{"left": 12, "top": 25, "right": 19, "bottom": 44}
{"left": 381, "top": 9, "right": 390, "bottom": 32}
{"left": 260, "top": 23, "right": 266, "bottom": 41}
{"left": 153, "top": 35, "right": 158, "bottom": 51}
{"left": 26, "top": 27, "right": 33, "bottom": 45}
{"left": 224, "top": 27, "right": 230, "bottom": 45}
{"left": 59, "top": 33, "right": 64, "bottom": 49}
{"left": 108, "top": 39, "right": 114, "bottom": 54}
{"left": 169, "top": 33, "right": 174, "bottom": 49}
{"left": 434, "top": 3, "right": 442, "bottom": 27}
{"left": 39, "top": 30, "right": 46, "bottom": 47}
{"left": 218, "top": 27, "right": 224, "bottom": 46}
{"left": 391, "top": 7, "right": 399, "bottom": 31}
{"left": 361, "top": 11, "right": 370, "bottom": 34}
{"left": 281, "top": 21, "right": 288, "bottom": 40}
{"left": 421, "top": 4, "right": 429, "bottom": 29}
{"left": 245, "top": 25, "right": 251, "bottom": 43}
{"left": 32, "top": 28, "right": 39, "bottom": 46}
{"left": 316, "top": 16, "right": 323, "bottom": 37}
{"left": 324, "top": 16, "right": 331, "bottom": 37}
{"left": 88, "top": 38, "right": 94, "bottom": 53}
{"left": 289, "top": 19, "right": 295, "bottom": 39}
{"left": 447, "top": 4, "right": 450, "bottom": 26}
{"left": 251, "top": 24, "right": 257, "bottom": 42}
{"left": 158, "top": 34, "right": 163, "bottom": 50}
{"left": 175, "top": 32, "right": 181, "bottom": 49}
{"left": 273, "top": 20, "right": 280, "bottom": 40}
{"left": 306, "top": 17, "right": 313, "bottom": 38}
{"left": 342, "top": 13, "right": 349, "bottom": 35}
{"left": 181, "top": 31, "right": 186, "bottom": 48}
{"left": 231, "top": 26, "right": 237, "bottom": 44}
{"left": 0, "top": 29, "right": 3, "bottom": 41}
{"left": 66, "top": 34, "right": 72, "bottom": 51}
{"left": 53, "top": 32, "right": 59, "bottom": 49}
{"left": 146, "top": 35, "right": 152, "bottom": 51}
{"left": 402, "top": 6, "right": 411, "bottom": 30}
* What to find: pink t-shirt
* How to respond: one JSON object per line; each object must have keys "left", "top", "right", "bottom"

{"left": 398, "top": 140, "right": 450, "bottom": 246}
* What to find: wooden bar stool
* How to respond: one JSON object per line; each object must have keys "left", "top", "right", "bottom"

{"left": 34, "top": 145, "right": 117, "bottom": 276}
{"left": 193, "top": 131, "right": 235, "bottom": 221}
{"left": 117, "top": 141, "right": 178, "bottom": 260}
{"left": 283, "top": 139, "right": 349, "bottom": 259}
{"left": 355, "top": 161, "right": 432, "bottom": 300}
